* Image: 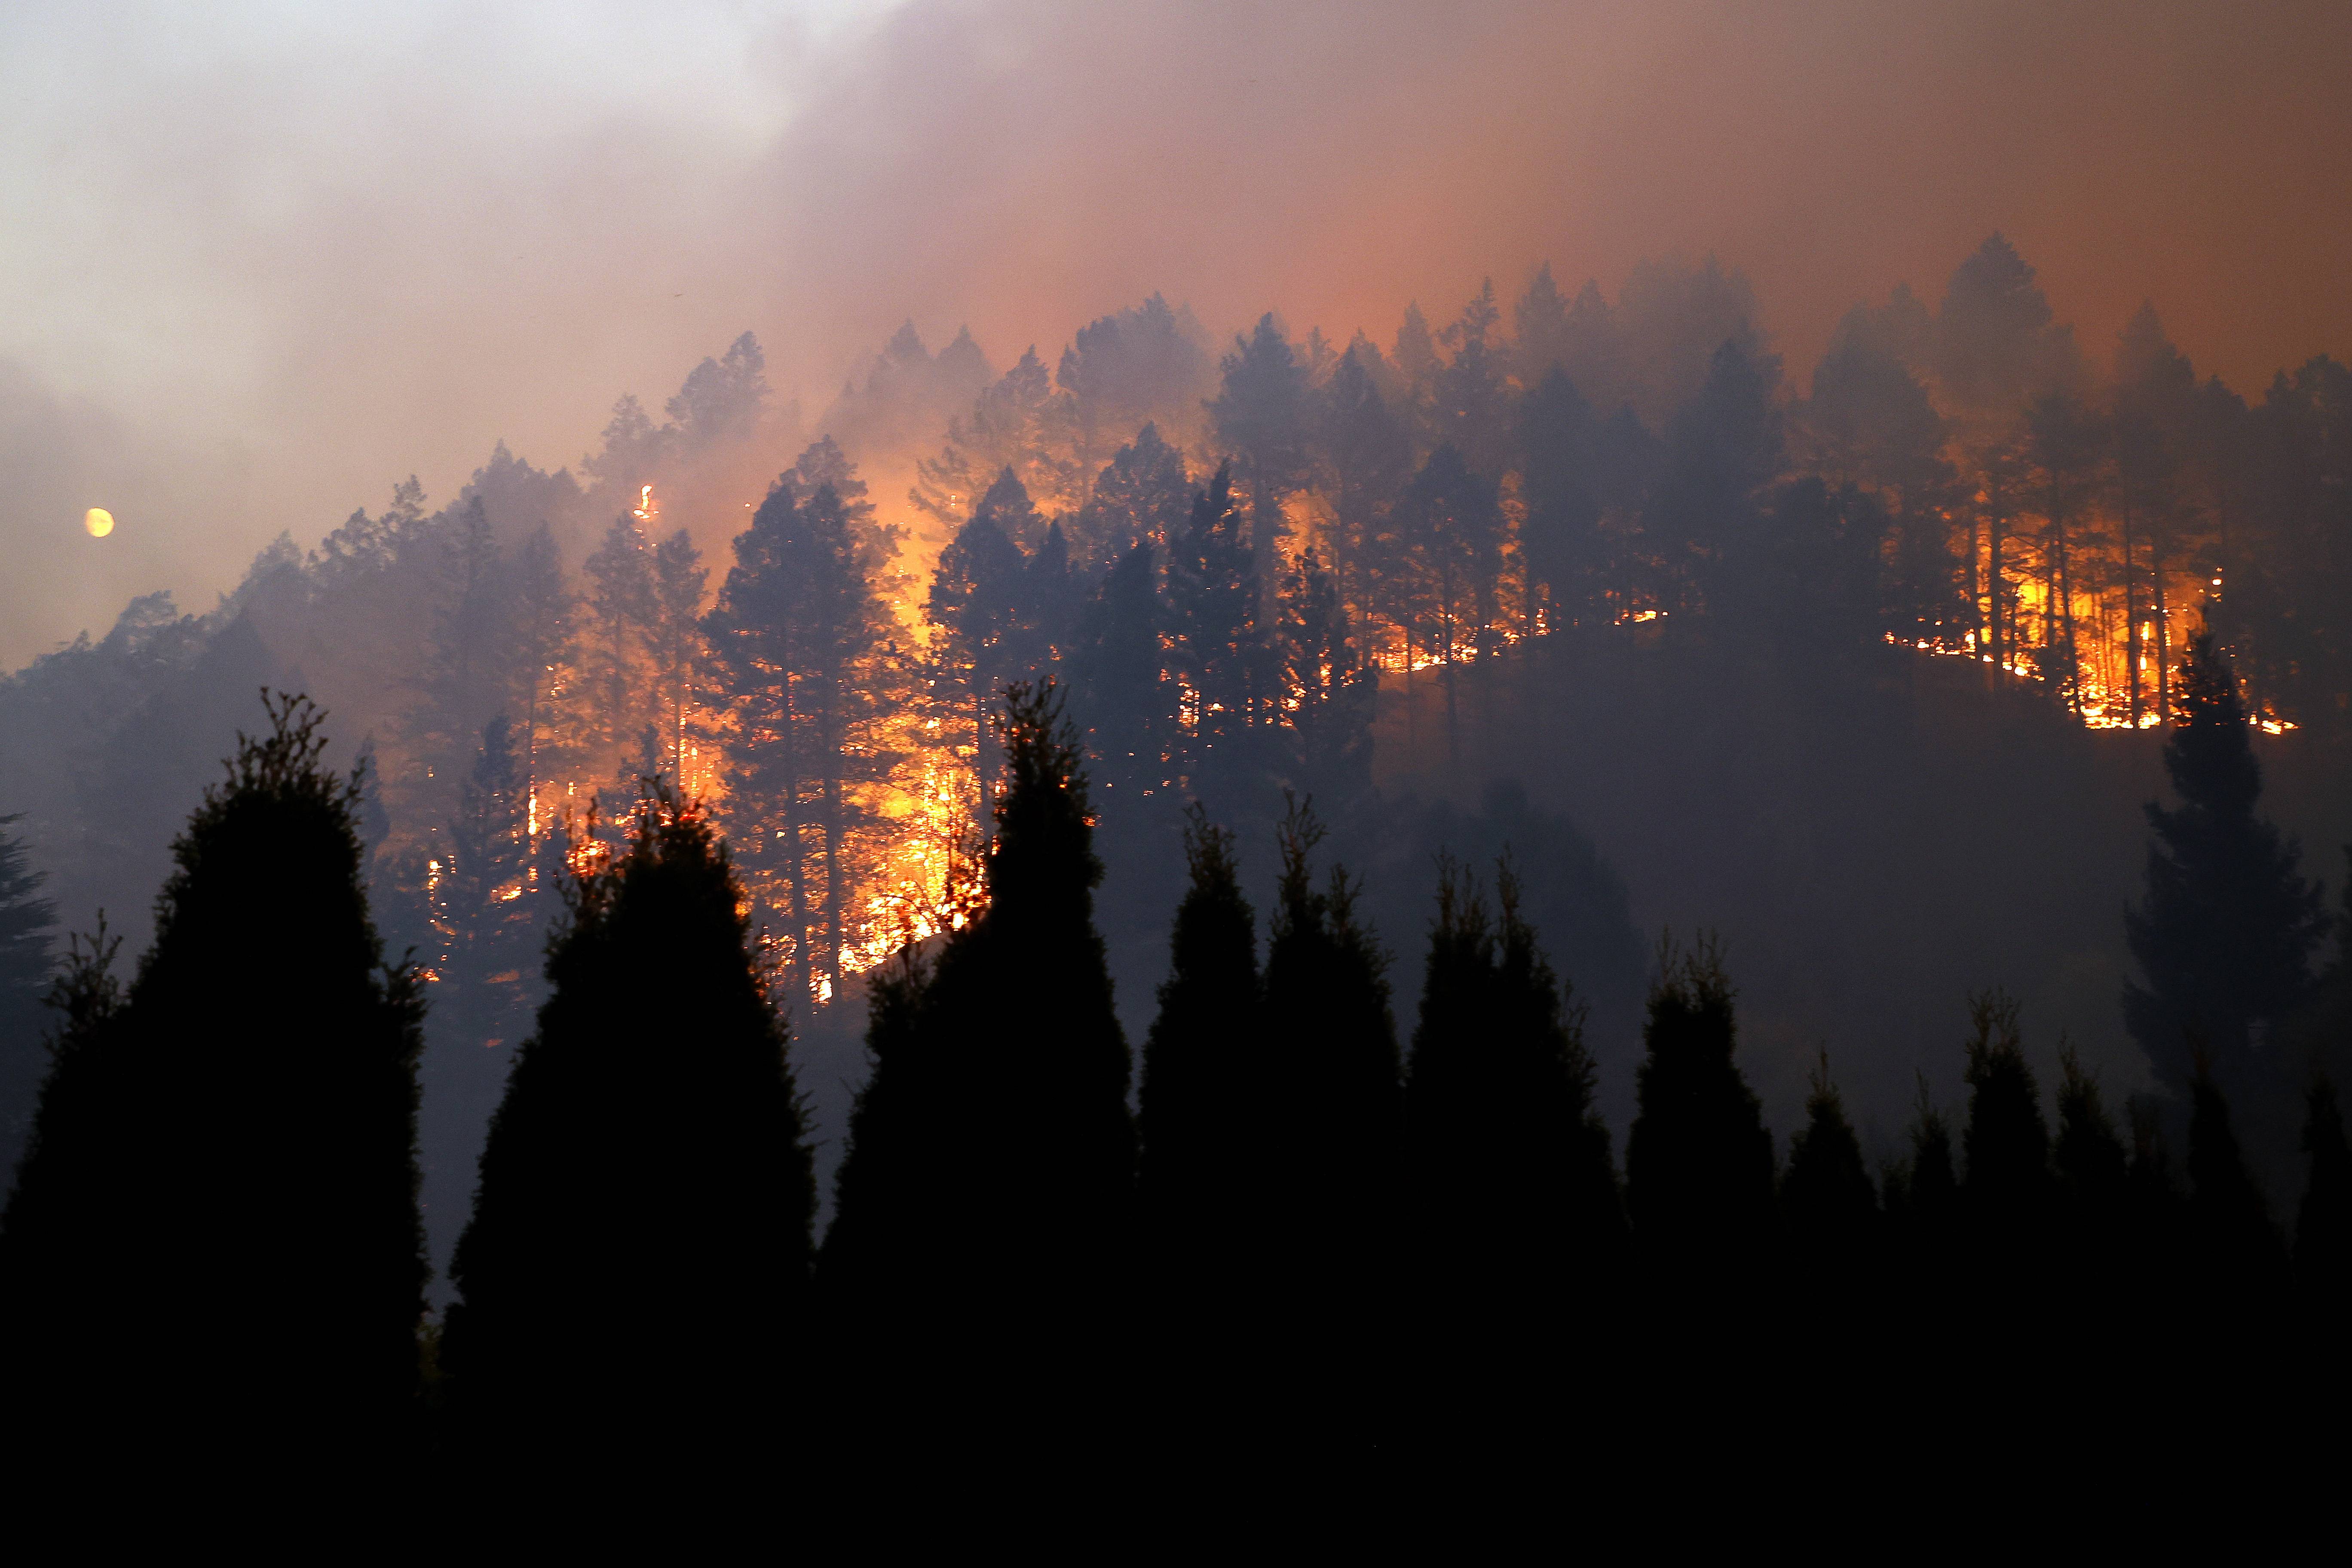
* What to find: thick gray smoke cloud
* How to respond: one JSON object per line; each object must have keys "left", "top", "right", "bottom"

{"left": 3, "top": 0, "right": 2347, "bottom": 666}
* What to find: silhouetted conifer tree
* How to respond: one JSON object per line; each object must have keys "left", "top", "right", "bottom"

{"left": 445, "top": 786, "right": 813, "bottom": 1446}
{"left": 1889, "top": 1074, "right": 1961, "bottom": 1301}
{"left": 2184, "top": 1064, "right": 2284, "bottom": 1314}
{"left": 1625, "top": 935, "right": 1775, "bottom": 1278}
{"left": 0, "top": 695, "right": 425, "bottom": 1432}
{"left": 1781, "top": 1051, "right": 1877, "bottom": 1287}
{"left": 1256, "top": 796, "right": 1400, "bottom": 1373}
{"left": 0, "top": 815, "right": 57, "bottom": 1182}
{"left": 2125, "top": 632, "right": 2326, "bottom": 1093}
{"left": 1138, "top": 807, "right": 1259, "bottom": 1297}
{"left": 2053, "top": 1043, "right": 2130, "bottom": 1311}
{"left": 1960, "top": 991, "right": 2052, "bottom": 1269}
{"left": 822, "top": 684, "right": 1133, "bottom": 1376}
{"left": 1405, "top": 857, "right": 1622, "bottom": 1340}
{"left": 2294, "top": 1077, "right": 2351, "bottom": 1309}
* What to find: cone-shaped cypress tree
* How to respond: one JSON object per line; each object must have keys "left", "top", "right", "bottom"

{"left": 1625, "top": 934, "right": 1775, "bottom": 1280}
{"left": 2053, "top": 1043, "right": 2130, "bottom": 1311}
{"left": 0, "top": 694, "right": 426, "bottom": 1433}
{"left": 1405, "top": 856, "right": 1623, "bottom": 1327}
{"left": 1138, "top": 805, "right": 1260, "bottom": 1292}
{"left": 1781, "top": 1051, "right": 1877, "bottom": 1289}
{"left": 444, "top": 784, "right": 814, "bottom": 1446}
{"left": 1960, "top": 990, "right": 2052, "bottom": 1275}
{"left": 0, "top": 814, "right": 56, "bottom": 1186}
{"left": 1256, "top": 795, "right": 1401, "bottom": 1380}
{"left": 821, "top": 682, "right": 1133, "bottom": 1353}
{"left": 1883, "top": 1075, "right": 1961, "bottom": 1365}
{"left": 2295, "top": 1077, "right": 2351, "bottom": 1310}
{"left": 2184, "top": 1064, "right": 2285, "bottom": 1317}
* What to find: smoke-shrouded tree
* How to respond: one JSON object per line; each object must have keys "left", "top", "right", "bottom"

{"left": 0, "top": 694, "right": 426, "bottom": 1428}
{"left": 1389, "top": 444, "right": 1504, "bottom": 765}
{"left": 1273, "top": 546, "right": 1376, "bottom": 804}
{"left": 1070, "top": 422, "right": 1192, "bottom": 573}
{"left": 1316, "top": 344, "right": 1411, "bottom": 622}
{"left": 1068, "top": 539, "right": 1169, "bottom": 805}
{"left": 2125, "top": 632, "right": 2326, "bottom": 1094}
{"left": 925, "top": 474, "right": 1031, "bottom": 828}
{"left": 445, "top": 787, "right": 813, "bottom": 1443}
{"left": 582, "top": 510, "right": 656, "bottom": 760}
{"left": 1210, "top": 314, "right": 1312, "bottom": 599}
{"left": 707, "top": 477, "right": 901, "bottom": 1003}
{"left": 1167, "top": 463, "right": 1266, "bottom": 793}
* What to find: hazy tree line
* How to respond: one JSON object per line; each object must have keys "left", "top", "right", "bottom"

{"left": 0, "top": 675, "right": 2343, "bottom": 1471}
{"left": 1, "top": 233, "right": 2347, "bottom": 1259}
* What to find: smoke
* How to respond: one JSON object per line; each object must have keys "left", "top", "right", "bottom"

{"left": 3, "top": 0, "right": 2348, "bottom": 665}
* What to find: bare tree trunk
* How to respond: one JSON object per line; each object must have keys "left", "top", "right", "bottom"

{"left": 2121, "top": 502, "right": 2141, "bottom": 725}
{"left": 823, "top": 729, "right": 846, "bottom": 996}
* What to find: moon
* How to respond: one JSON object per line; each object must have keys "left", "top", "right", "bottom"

{"left": 84, "top": 507, "right": 114, "bottom": 538}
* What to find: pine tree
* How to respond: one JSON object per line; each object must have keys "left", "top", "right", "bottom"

{"left": 583, "top": 510, "right": 656, "bottom": 758}
{"left": 1070, "top": 422, "right": 1191, "bottom": 572}
{"left": 925, "top": 476, "right": 1030, "bottom": 828}
{"left": 1655, "top": 334, "right": 1785, "bottom": 610}
{"left": 1781, "top": 1051, "right": 1877, "bottom": 1286}
{"left": 1518, "top": 368, "right": 1605, "bottom": 633}
{"left": 1166, "top": 463, "right": 1267, "bottom": 796}
{"left": 1138, "top": 807, "right": 1260, "bottom": 1294}
{"left": 1436, "top": 279, "right": 1513, "bottom": 479}
{"left": 1625, "top": 935, "right": 1775, "bottom": 1278}
{"left": 1209, "top": 314, "right": 1312, "bottom": 598}
{"left": 1068, "top": 539, "right": 1170, "bottom": 805}
{"left": 1316, "top": 345, "right": 1410, "bottom": 622}
{"left": 1393, "top": 444, "right": 1505, "bottom": 766}
{"left": 708, "top": 478, "right": 901, "bottom": 1003}
{"left": 0, "top": 814, "right": 57, "bottom": 1182}
{"left": 504, "top": 520, "right": 579, "bottom": 822}
{"left": 0, "top": 694, "right": 426, "bottom": 1427}
{"left": 445, "top": 786, "right": 814, "bottom": 1444}
{"left": 910, "top": 348, "right": 1082, "bottom": 526}
{"left": 2125, "top": 631, "right": 2326, "bottom": 1092}
{"left": 646, "top": 527, "right": 708, "bottom": 787}
{"left": 1273, "top": 546, "right": 1376, "bottom": 803}
{"left": 1513, "top": 263, "right": 1571, "bottom": 384}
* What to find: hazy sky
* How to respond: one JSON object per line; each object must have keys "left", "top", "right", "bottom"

{"left": 4, "top": 0, "right": 2348, "bottom": 667}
